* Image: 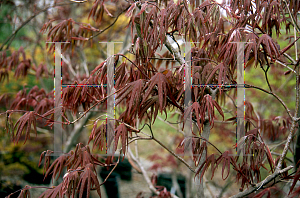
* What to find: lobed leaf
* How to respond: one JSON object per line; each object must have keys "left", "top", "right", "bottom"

{"left": 114, "top": 123, "right": 128, "bottom": 157}
{"left": 13, "top": 111, "right": 37, "bottom": 144}
{"left": 77, "top": 163, "right": 101, "bottom": 198}
{"left": 196, "top": 154, "right": 218, "bottom": 182}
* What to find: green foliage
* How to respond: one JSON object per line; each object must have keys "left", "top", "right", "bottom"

{"left": 3, "top": 162, "right": 30, "bottom": 177}
{"left": 0, "top": 3, "right": 26, "bottom": 49}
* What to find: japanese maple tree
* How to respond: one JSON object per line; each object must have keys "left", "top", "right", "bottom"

{"left": 1, "top": 0, "right": 300, "bottom": 197}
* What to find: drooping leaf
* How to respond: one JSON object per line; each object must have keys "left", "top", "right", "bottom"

{"left": 116, "top": 79, "right": 145, "bottom": 117}
{"left": 215, "top": 151, "right": 236, "bottom": 180}
{"left": 114, "top": 123, "right": 128, "bottom": 157}
{"left": 184, "top": 102, "right": 203, "bottom": 132}
{"left": 206, "top": 62, "right": 229, "bottom": 87}
{"left": 264, "top": 143, "right": 275, "bottom": 172}
{"left": 77, "top": 163, "right": 101, "bottom": 198}
{"left": 142, "top": 72, "right": 169, "bottom": 112}
{"left": 62, "top": 169, "right": 81, "bottom": 197}
{"left": 44, "top": 153, "right": 69, "bottom": 182}
{"left": 88, "top": 120, "right": 106, "bottom": 151}
{"left": 289, "top": 165, "right": 300, "bottom": 195}
{"left": 13, "top": 111, "right": 37, "bottom": 144}
{"left": 88, "top": 0, "right": 105, "bottom": 23}
{"left": 196, "top": 154, "right": 218, "bottom": 182}
{"left": 202, "top": 94, "right": 224, "bottom": 128}
{"left": 67, "top": 144, "right": 99, "bottom": 170}
{"left": 39, "top": 150, "right": 54, "bottom": 175}
{"left": 38, "top": 183, "right": 64, "bottom": 198}
{"left": 257, "top": 34, "right": 280, "bottom": 61}
{"left": 192, "top": 138, "right": 207, "bottom": 166}
{"left": 16, "top": 185, "right": 31, "bottom": 198}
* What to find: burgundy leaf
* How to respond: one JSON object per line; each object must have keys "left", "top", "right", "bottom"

{"left": 77, "top": 163, "right": 101, "bottom": 198}
{"left": 196, "top": 154, "right": 218, "bottom": 182}
{"left": 13, "top": 111, "right": 37, "bottom": 144}
{"left": 114, "top": 123, "right": 128, "bottom": 157}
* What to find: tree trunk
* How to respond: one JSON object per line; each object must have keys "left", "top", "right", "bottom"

{"left": 195, "top": 120, "right": 210, "bottom": 198}
{"left": 195, "top": 89, "right": 216, "bottom": 197}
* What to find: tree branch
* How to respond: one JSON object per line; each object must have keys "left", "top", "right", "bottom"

{"left": 282, "top": 0, "right": 300, "bottom": 33}
{"left": 88, "top": 10, "right": 125, "bottom": 41}
{"left": 230, "top": 166, "right": 293, "bottom": 198}
{"left": 164, "top": 35, "right": 185, "bottom": 65}
{"left": 0, "top": 2, "right": 77, "bottom": 51}
{"left": 195, "top": 120, "right": 211, "bottom": 198}
{"left": 245, "top": 83, "right": 294, "bottom": 120}
{"left": 128, "top": 147, "right": 179, "bottom": 198}
{"left": 125, "top": 121, "right": 196, "bottom": 173}
{"left": 69, "top": 88, "right": 122, "bottom": 124}
{"left": 62, "top": 54, "right": 77, "bottom": 77}
{"left": 64, "top": 112, "right": 93, "bottom": 153}
{"left": 152, "top": 136, "right": 196, "bottom": 173}
{"left": 276, "top": 48, "right": 300, "bottom": 171}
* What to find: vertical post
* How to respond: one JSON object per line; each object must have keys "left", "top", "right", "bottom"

{"left": 99, "top": 41, "right": 122, "bottom": 156}
{"left": 106, "top": 42, "right": 115, "bottom": 155}
{"left": 236, "top": 42, "right": 245, "bottom": 155}
{"left": 184, "top": 42, "right": 192, "bottom": 155}
{"left": 54, "top": 42, "right": 63, "bottom": 156}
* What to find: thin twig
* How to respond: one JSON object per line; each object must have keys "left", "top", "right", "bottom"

{"left": 260, "top": 47, "right": 273, "bottom": 92}
{"left": 99, "top": 151, "right": 121, "bottom": 185}
{"left": 128, "top": 147, "right": 160, "bottom": 195}
{"left": 64, "top": 112, "right": 93, "bottom": 153}
{"left": 271, "top": 57, "right": 296, "bottom": 73}
{"left": 88, "top": 10, "right": 125, "bottom": 41}
{"left": 5, "top": 186, "right": 53, "bottom": 198}
{"left": 115, "top": 53, "right": 150, "bottom": 79}
{"left": 157, "top": 115, "right": 184, "bottom": 135}
{"left": 152, "top": 136, "right": 196, "bottom": 173}
{"left": 283, "top": 52, "right": 297, "bottom": 65}
{"left": 135, "top": 116, "right": 140, "bottom": 160}
{"left": 62, "top": 54, "right": 77, "bottom": 77}
{"left": 245, "top": 83, "right": 293, "bottom": 120}
{"left": 79, "top": 48, "right": 89, "bottom": 76}
{"left": 122, "top": 121, "right": 196, "bottom": 173}
{"left": 282, "top": 0, "right": 300, "bottom": 33}
{"left": 0, "top": 2, "right": 77, "bottom": 51}
{"left": 128, "top": 136, "right": 152, "bottom": 144}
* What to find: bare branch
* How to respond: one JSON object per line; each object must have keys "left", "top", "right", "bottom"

{"left": 0, "top": 2, "right": 78, "bottom": 51}
{"left": 282, "top": 0, "right": 300, "bottom": 33}
{"left": 64, "top": 112, "right": 93, "bottom": 153}
{"left": 230, "top": 166, "right": 293, "bottom": 198}
{"left": 245, "top": 84, "right": 294, "bottom": 120}
{"left": 62, "top": 54, "right": 77, "bottom": 77}
{"left": 276, "top": 51, "right": 300, "bottom": 171}
{"left": 152, "top": 136, "right": 196, "bottom": 173}
{"left": 88, "top": 10, "right": 126, "bottom": 41}
{"left": 128, "top": 147, "right": 180, "bottom": 198}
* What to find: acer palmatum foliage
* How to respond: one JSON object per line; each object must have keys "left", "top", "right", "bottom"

{"left": 1, "top": 0, "right": 300, "bottom": 197}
